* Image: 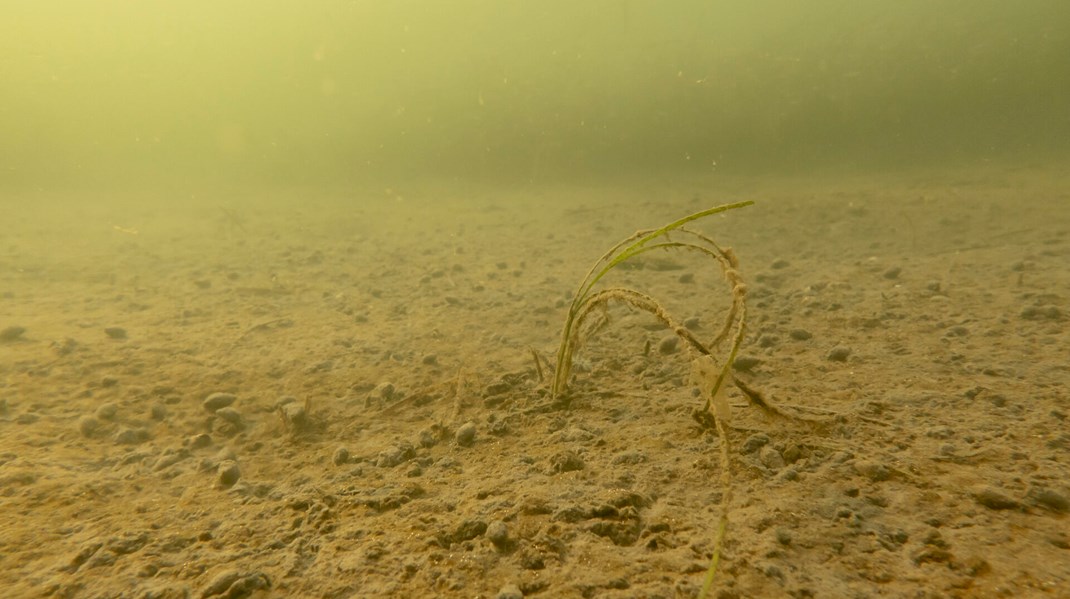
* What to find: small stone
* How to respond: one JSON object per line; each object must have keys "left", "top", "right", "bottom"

{"left": 945, "top": 325, "right": 969, "bottom": 337}
{"left": 972, "top": 486, "right": 1020, "bottom": 510}
{"left": 149, "top": 404, "right": 167, "bottom": 420}
{"left": 455, "top": 421, "right": 477, "bottom": 447}
{"left": 741, "top": 433, "right": 770, "bottom": 454}
{"left": 657, "top": 335, "right": 678, "bottom": 355}
{"left": 375, "top": 443, "right": 414, "bottom": 468}
{"left": 15, "top": 413, "right": 38, "bottom": 425}
{"left": 100, "top": 375, "right": 119, "bottom": 388}
{"left": 757, "top": 334, "right": 779, "bottom": 348}
{"left": 202, "top": 392, "right": 237, "bottom": 413}
{"left": 732, "top": 355, "right": 761, "bottom": 372}
{"left": 789, "top": 328, "right": 813, "bottom": 341}
{"left": 201, "top": 570, "right": 241, "bottom": 597}
{"left": 775, "top": 529, "right": 792, "bottom": 545}
{"left": 883, "top": 266, "right": 902, "bottom": 280}
{"left": 104, "top": 327, "right": 127, "bottom": 340}
{"left": 496, "top": 583, "right": 523, "bottom": 599}
{"left": 1027, "top": 486, "right": 1069, "bottom": 513}
{"left": 279, "top": 398, "right": 308, "bottom": 429}
{"left": 782, "top": 443, "right": 801, "bottom": 463}
{"left": 759, "top": 446, "right": 785, "bottom": 470}
{"left": 333, "top": 447, "right": 350, "bottom": 466}
{"left": 1020, "top": 305, "right": 1063, "bottom": 321}
{"left": 114, "top": 427, "right": 151, "bottom": 445}
{"left": 421, "top": 354, "right": 438, "bottom": 366}
{"left": 778, "top": 467, "right": 799, "bottom": 481}
{"left": 374, "top": 382, "right": 396, "bottom": 401}
{"left": 683, "top": 316, "right": 701, "bottom": 330}
{"left": 417, "top": 429, "right": 438, "bottom": 448}
{"left": 854, "top": 460, "right": 892, "bottom": 482}
{"left": 771, "top": 259, "right": 790, "bottom": 269}
{"left": 486, "top": 520, "right": 510, "bottom": 548}
{"left": 455, "top": 518, "right": 489, "bottom": 541}
{"left": 78, "top": 416, "right": 101, "bottom": 438}
{"left": 550, "top": 450, "right": 585, "bottom": 474}
{"left": 95, "top": 402, "right": 119, "bottom": 420}
{"left": 217, "top": 460, "right": 241, "bottom": 487}
{"left": 827, "top": 346, "right": 852, "bottom": 362}
{"left": 0, "top": 326, "right": 26, "bottom": 342}
{"left": 962, "top": 556, "right": 991, "bottom": 577}
{"left": 214, "top": 407, "right": 243, "bottom": 426}
{"left": 189, "top": 433, "right": 212, "bottom": 449}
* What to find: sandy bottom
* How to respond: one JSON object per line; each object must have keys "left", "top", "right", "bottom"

{"left": 2, "top": 168, "right": 1068, "bottom": 598}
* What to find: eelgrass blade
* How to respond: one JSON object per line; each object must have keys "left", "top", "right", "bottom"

{"left": 552, "top": 200, "right": 753, "bottom": 399}
{"left": 575, "top": 200, "right": 754, "bottom": 308}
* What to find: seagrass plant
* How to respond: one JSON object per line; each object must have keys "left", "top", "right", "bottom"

{"left": 551, "top": 200, "right": 753, "bottom": 597}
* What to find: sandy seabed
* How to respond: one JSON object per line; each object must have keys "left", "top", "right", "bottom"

{"left": 1, "top": 167, "right": 1068, "bottom": 598}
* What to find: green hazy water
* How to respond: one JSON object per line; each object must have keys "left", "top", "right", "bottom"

{"left": 2, "top": 0, "right": 1068, "bottom": 193}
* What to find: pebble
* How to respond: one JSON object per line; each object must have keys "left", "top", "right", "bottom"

{"left": 450, "top": 519, "right": 488, "bottom": 544}
{"left": 104, "top": 327, "right": 127, "bottom": 340}
{"left": 376, "top": 443, "right": 415, "bottom": 468}
{"left": 883, "top": 266, "right": 902, "bottom": 280}
{"left": 201, "top": 570, "right": 241, "bottom": 597}
{"left": 0, "top": 325, "right": 26, "bottom": 342}
{"left": 203, "top": 392, "right": 237, "bottom": 413}
{"left": 455, "top": 421, "right": 477, "bottom": 447}
{"left": 149, "top": 404, "right": 167, "bottom": 421}
{"left": 972, "top": 486, "right": 1020, "bottom": 510}
{"left": 657, "top": 335, "right": 679, "bottom": 355}
{"left": 114, "top": 427, "right": 151, "bottom": 445}
{"left": 732, "top": 355, "right": 762, "bottom": 372}
{"left": 496, "top": 583, "right": 523, "bottom": 599}
{"left": 201, "top": 570, "right": 270, "bottom": 598}
{"left": 374, "top": 382, "right": 396, "bottom": 401}
{"left": 217, "top": 460, "right": 241, "bottom": 487}
{"left": 189, "top": 433, "right": 213, "bottom": 449}
{"left": 95, "top": 403, "right": 119, "bottom": 420}
{"left": 782, "top": 443, "right": 802, "bottom": 463}
{"left": 417, "top": 429, "right": 438, "bottom": 448}
{"left": 333, "top": 447, "right": 350, "bottom": 466}
{"left": 854, "top": 460, "right": 892, "bottom": 482}
{"left": 759, "top": 446, "right": 785, "bottom": 470}
{"left": 1020, "top": 305, "right": 1062, "bottom": 321}
{"left": 789, "top": 328, "right": 813, "bottom": 341}
{"left": 485, "top": 520, "right": 510, "bottom": 548}
{"left": 421, "top": 354, "right": 439, "bottom": 366}
{"left": 214, "top": 407, "right": 243, "bottom": 426}
{"left": 741, "top": 433, "right": 770, "bottom": 454}
{"left": 683, "top": 316, "right": 701, "bottom": 330}
{"left": 757, "top": 334, "right": 779, "bottom": 348}
{"left": 1027, "top": 486, "right": 1069, "bottom": 512}
{"left": 15, "top": 413, "right": 38, "bottom": 425}
{"left": 78, "top": 416, "right": 101, "bottom": 438}
{"left": 550, "top": 450, "right": 585, "bottom": 474}
{"left": 827, "top": 346, "right": 852, "bottom": 362}
{"left": 279, "top": 398, "right": 308, "bottom": 429}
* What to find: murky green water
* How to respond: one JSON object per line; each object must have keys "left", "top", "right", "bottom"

{"left": 2, "top": 1, "right": 1068, "bottom": 193}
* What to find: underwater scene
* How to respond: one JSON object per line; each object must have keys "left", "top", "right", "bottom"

{"left": 2, "top": 1, "right": 1068, "bottom": 597}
